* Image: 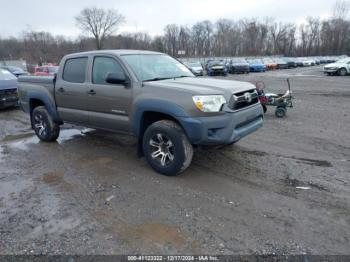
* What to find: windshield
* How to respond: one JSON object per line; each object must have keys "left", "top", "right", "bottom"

{"left": 122, "top": 54, "right": 193, "bottom": 82}
{"left": 263, "top": 59, "right": 273, "bottom": 63}
{"left": 0, "top": 69, "right": 17, "bottom": 80}
{"left": 187, "top": 62, "right": 202, "bottom": 67}
{"left": 336, "top": 58, "right": 350, "bottom": 63}
{"left": 248, "top": 59, "right": 262, "bottom": 64}
{"left": 208, "top": 61, "right": 224, "bottom": 66}
{"left": 7, "top": 66, "right": 25, "bottom": 72}
{"left": 232, "top": 59, "right": 247, "bottom": 63}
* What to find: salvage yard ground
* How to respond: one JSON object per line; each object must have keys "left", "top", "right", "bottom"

{"left": 0, "top": 66, "right": 349, "bottom": 255}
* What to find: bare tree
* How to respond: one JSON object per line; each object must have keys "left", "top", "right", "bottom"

{"left": 333, "top": 0, "right": 350, "bottom": 19}
{"left": 75, "top": 7, "right": 125, "bottom": 50}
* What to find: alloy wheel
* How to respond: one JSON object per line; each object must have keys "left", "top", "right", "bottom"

{"left": 149, "top": 133, "right": 175, "bottom": 167}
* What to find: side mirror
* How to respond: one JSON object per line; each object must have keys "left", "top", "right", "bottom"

{"left": 106, "top": 72, "right": 128, "bottom": 85}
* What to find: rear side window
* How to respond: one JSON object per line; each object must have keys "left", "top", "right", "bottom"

{"left": 63, "top": 57, "right": 88, "bottom": 83}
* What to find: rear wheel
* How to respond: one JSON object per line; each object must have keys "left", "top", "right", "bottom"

{"left": 32, "top": 106, "right": 60, "bottom": 142}
{"left": 143, "top": 120, "right": 193, "bottom": 176}
{"left": 275, "top": 107, "right": 287, "bottom": 118}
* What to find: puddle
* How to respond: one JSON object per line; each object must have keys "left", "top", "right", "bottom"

{"left": 42, "top": 171, "right": 65, "bottom": 185}
{"left": 9, "top": 136, "right": 39, "bottom": 150}
{"left": 122, "top": 223, "right": 187, "bottom": 249}
{"left": 6, "top": 128, "right": 94, "bottom": 151}
{"left": 38, "top": 171, "right": 74, "bottom": 192}
{"left": 1, "top": 132, "right": 34, "bottom": 142}
{"left": 57, "top": 128, "right": 94, "bottom": 144}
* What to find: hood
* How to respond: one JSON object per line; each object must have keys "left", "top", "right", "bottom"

{"left": 144, "top": 77, "right": 255, "bottom": 98}
{"left": 0, "top": 79, "right": 17, "bottom": 90}
{"left": 209, "top": 65, "right": 225, "bottom": 69}
{"left": 325, "top": 62, "right": 343, "bottom": 68}
{"left": 190, "top": 66, "right": 203, "bottom": 71}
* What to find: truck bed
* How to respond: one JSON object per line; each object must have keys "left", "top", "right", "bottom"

{"left": 17, "top": 76, "right": 56, "bottom": 114}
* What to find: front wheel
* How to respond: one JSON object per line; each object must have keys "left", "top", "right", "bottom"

{"left": 338, "top": 68, "right": 347, "bottom": 76}
{"left": 32, "top": 106, "right": 60, "bottom": 142}
{"left": 142, "top": 120, "right": 193, "bottom": 176}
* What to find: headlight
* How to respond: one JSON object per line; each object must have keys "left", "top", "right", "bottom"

{"left": 192, "top": 95, "right": 226, "bottom": 112}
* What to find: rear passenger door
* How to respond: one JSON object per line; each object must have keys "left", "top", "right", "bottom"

{"left": 55, "top": 57, "right": 89, "bottom": 124}
{"left": 86, "top": 56, "right": 132, "bottom": 133}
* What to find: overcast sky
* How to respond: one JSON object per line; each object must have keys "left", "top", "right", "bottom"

{"left": 0, "top": 0, "right": 337, "bottom": 38}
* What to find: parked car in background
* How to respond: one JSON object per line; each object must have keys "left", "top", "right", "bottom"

{"left": 284, "top": 58, "right": 297, "bottom": 69}
{"left": 228, "top": 58, "right": 250, "bottom": 74}
{"left": 299, "top": 58, "right": 315, "bottom": 67}
{"left": 324, "top": 57, "right": 350, "bottom": 76}
{"left": 184, "top": 61, "right": 204, "bottom": 76}
{"left": 0, "top": 66, "right": 29, "bottom": 77}
{"left": 34, "top": 66, "right": 59, "bottom": 76}
{"left": 247, "top": 59, "right": 266, "bottom": 72}
{"left": 206, "top": 60, "right": 228, "bottom": 76}
{"left": 0, "top": 68, "right": 18, "bottom": 109}
{"left": 262, "top": 58, "right": 278, "bottom": 70}
{"left": 273, "top": 58, "right": 288, "bottom": 69}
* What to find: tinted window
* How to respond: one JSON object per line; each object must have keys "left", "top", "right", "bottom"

{"left": 92, "top": 57, "right": 124, "bottom": 85}
{"left": 63, "top": 57, "right": 88, "bottom": 83}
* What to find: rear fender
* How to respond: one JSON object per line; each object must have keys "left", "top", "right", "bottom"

{"left": 27, "top": 91, "right": 62, "bottom": 123}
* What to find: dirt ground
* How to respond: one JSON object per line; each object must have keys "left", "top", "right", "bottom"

{"left": 0, "top": 66, "right": 349, "bottom": 255}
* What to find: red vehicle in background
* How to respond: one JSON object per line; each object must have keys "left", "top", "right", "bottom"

{"left": 34, "top": 65, "right": 59, "bottom": 76}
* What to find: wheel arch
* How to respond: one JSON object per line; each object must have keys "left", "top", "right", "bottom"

{"left": 27, "top": 91, "right": 62, "bottom": 124}
{"left": 132, "top": 100, "right": 190, "bottom": 157}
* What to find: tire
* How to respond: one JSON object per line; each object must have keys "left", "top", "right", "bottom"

{"left": 32, "top": 106, "right": 60, "bottom": 142}
{"left": 338, "top": 68, "right": 347, "bottom": 76}
{"left": 275, "top": 107, "right": 287, "bottom": 118}
{"left": 142, "top": 120, "right": 193, "bottom": 176}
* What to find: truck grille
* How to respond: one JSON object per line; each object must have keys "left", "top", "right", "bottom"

{"left": 229, "top": 89, "right": 259, "bottom": 110}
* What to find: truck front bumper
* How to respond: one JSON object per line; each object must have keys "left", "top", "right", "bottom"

{"left": 179, "top": 103, "right": 264, "bottom": 146}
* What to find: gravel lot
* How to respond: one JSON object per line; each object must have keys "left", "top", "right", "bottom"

{"left": 0, "top": 66, "right": 349, "bottom": 255}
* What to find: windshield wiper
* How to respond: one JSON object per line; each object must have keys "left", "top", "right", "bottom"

{"left": 143, "top": 77, "right": 172, "bottom": 82}
{"left": 173, "top": 75, "right": 192, "bottom": 79}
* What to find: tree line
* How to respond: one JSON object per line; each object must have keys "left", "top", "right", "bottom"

{"left": 0, "top": 0, "right": 349, "bottom": 65}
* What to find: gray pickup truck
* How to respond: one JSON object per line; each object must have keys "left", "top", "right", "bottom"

{"left": 18, "top": 50, "right": 263, "bottom": 176}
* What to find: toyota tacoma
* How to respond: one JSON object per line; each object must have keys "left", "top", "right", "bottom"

{"left": 18, "top": 50, "right": 263, "bottom": 176}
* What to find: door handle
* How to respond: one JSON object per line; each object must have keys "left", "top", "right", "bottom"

{"left": 87, "top": 90, "right": 96, "bottom": 95}
{"left": 57, "top": 87, "right": 65, "bottom": 93}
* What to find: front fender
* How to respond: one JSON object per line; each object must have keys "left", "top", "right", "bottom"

{"left": 132, "top": 99, "right": 190, "bottom": 137}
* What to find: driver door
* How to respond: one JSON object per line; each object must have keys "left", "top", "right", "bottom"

{"left": 86, "top": 56, "right": 132, "bottom": 133}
